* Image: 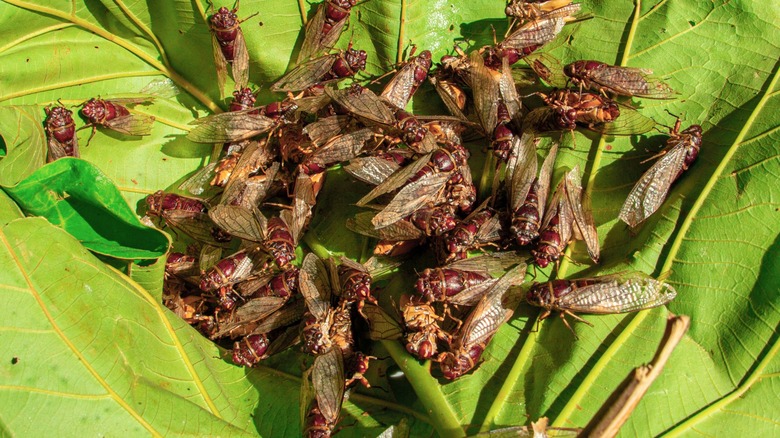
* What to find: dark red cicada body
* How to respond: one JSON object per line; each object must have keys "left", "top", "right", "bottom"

{"left": 80, "top": 98, "right": 155, "bottom": 138}
{"left": 44, "top": 105, "right": 79, "bottom": 161}
{"left": 199, "top": 250, "right": 256, "bottom": 292}
{"left": 619, "top": 120, "right": 703, "bottom": 227}
{"left": 436, "top": 200, "right": 502, "bottom": 263}
{"left": 250, "top": 267, "right": 300, "bottom": 299}
{"left": 264, "top": 217, "right": 297, "bottom": 268}
{"left": 299, "top": 254, "right": 353, "bottom": 356}
{"left": 298, "top": 0, "right": 358, "bottom": 63}
{"left": 507, "top": 140, "right": 558, "bottom": 247}
{"left": 209, "top": 4, "right": 251, "bottom": 94}
{"left": 344, "top": 351, "right": 374, "bottom": 388}
{"left": 564, "top": 60, "right": 677, "bottom": 99}
{"left": 231, "top": 333, "right": 270, "bottom": 367}
{"left": 526, "top": 272, "right": 678, "bottom": 334}
{"left": 229, "top": 87, "right": 257, "bottom": 112}
{"left": 165, "top": 252, "right": 198, "bottom": 279}
{"left": 381, "top": 48, "right": 433, "bottom": 110}
{"left": 145, "top": 191, "right": 231, "bottom": 246}
{"left": 337, "top": 257, "right": 376, "bottom": 315}
{"left": 436, "top": 267, "right": 524, "bottom": 379}
{"left": 532, "top": 166, "right": 599, "bottom": 268}
{"left": 271, "top": 47, "right": 367, "bottom": 92}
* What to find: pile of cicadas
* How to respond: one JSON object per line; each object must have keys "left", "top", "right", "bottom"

{"left": 39, "top": 0, "right": 701, "bottom": 435}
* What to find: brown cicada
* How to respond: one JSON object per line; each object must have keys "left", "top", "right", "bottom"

{"left": 301, "top": 348, "right": 345, "bottom": 437}
{"left": 80, "top": 97, "right": 155, "bottom": 141}
{"left": 436, "top": 265, "right": 525, "bottom": 379}
{"left": 507, "top": 138, "right": 558, "bottom": 247}
{"left": 209, "top": 2, "right": 254, "bottom": 95}
{"left": 144, "top": 191, "right": 233, "bottom": 246}
{"left": 400, "top": 294, "right": 452, "bottom": 360}
{"left": 619, "top": 120, "right": 703, "bottom": 227}
{"left": 526, "top": 272, "right": 678, "bottom": 334}
{"left": 186, "top": 99, "right": 298, "bottom": 144}
{"left": 505, "top": 0, "right": 582, "bottom": 24}
{"left": 532, "top": 166, "right": 599, "bottom": 268}
{"left": 271, "top": 46, "right": 367, "bottom": 93}
{"left": 298, "top": 0, "right": 358, "bottom": 63}
{"left": 435, "top": 199, "right": 503, "bottom": 264}
{"left": 380, "top": 47, "right": 433, "bottom": 110}
{"left": 44, "top": 105, "right": 79, "bottom": 161}
{"left": 564, "top": 60, "right": 677, "bottom": 99}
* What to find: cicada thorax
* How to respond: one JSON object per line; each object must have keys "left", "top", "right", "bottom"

{"left": 145, "top": 191, "right": 208, "bottom": 216}
{"left": 401, "top": 295, "right": 449, "bottom": 359}
{"left": 406, "top": 330, "right": 439, "bottom": 359}
{"left": 393, "top": 109, "right": 428, "bottom": 145}
{"left": 210, "top": 6, "right": 242, "bottom": 61}
{"left": 229, "top": 87, "right": 258, "bottom": 112}
{"left": 231, "top": 333, "right": 270, "bottom": 367}
{"left": 570, "top": 92, "right": 620, "bottom": 126}
{"left": 80, "top": 99, "right": 131, "bottom": 125}
{"left": 251, "top": 266, "right": 301, "bottom": 300}
{"left": 337, "top": 265, "right": 375, "bottom": 309}
{"left": 408, "top": 204, "right": 458, "bottom": 237}
{"left": 491, "top": 102, "right": 520, "bottom": 162}
{"left": 211, "top": 152, "right": 243, "bottom": 187}
{"left": 563, "top": 60, "right": 604, "bottom": 89}
{"left": 510, "top": 181, "right": 542, "bottom": 246}
{"left": 301, "top": 311, "right": 333, "bottom": 355}
{"left": 671, "top": 124, "right": 703, "bottom": 177}
{"left": 531, "top": 212, "right": 564, "bottom": 268}
{"left": 344, "top": 351, "right": 373, "bottom": 388}
{"left": 264, "top": 217, "right": 297, "bottom": 269}
{"left": 199, "top": 251, "right": 256, "bottom": 292}
{"left": 216, "top": 285, "right": 245, "bottom": 311}
{"left": 439, "top": 208, "right": 497, "bottom": 261}
{"left": 324, "top": 48, "right": 368, "bottom": 83}
{"left": 44, "top": 106, "right": 79, "bottom": 159}
{"left": 323, "top": 0, "right": 357, "bottom": 30}
{"left": 329, "top": 304, "right": 354, "bottom": 353}
{"left": 415, "top": 268, "right": 492, "bottom": 303}
{"left": 525, "top": 279, "right": 588, "bottom": 308}
{"left": 438, "top": 343, "right": 486, "bottom": 380}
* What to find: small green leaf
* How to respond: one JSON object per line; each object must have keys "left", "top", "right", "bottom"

{"left": 4, "top": 158, "right": 169, "bottom": 259}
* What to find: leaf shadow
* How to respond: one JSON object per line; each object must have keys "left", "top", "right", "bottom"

{"left": 160, "top": 134, "right": 212, "bottom": 159}
{"left": 458, "top": 19, "right": 509, "bottom": 49}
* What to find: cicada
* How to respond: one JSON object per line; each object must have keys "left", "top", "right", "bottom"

{"left": 44, "top": 105, "right": 79, "bottom": 161}
{"left": 80, "top": 97, "right": 155, "bottom": 140}
{"left": 526, "top": 272, "right": 678, "bottom": 334}
{"left": 209, "top": 3, "right": 253, "bottom": 95}
{"left": 505, "top": 0, "right": 582, "bottom": 24}
{"left": 271, "top": 47, "right": 367, "bottom": 93}
{"left": 619, "top": 120, "right": 703, "bottom": 227}
{"left": 298, "top": 0, "right": 358, "bottom": 63}
{"left": 564, "top": 60, "right": 677, "bottom": 99}
{"left": 380, "top": 48, "right": 433, "bottom": 110}
{"left": 144, "top": 191, "right": 233, "bottom": 246}
{"left": 400, "top": 295, "right": 452, "bottom": 360}
{"left": 532, "top": 166, "right": 599, "bottom": 268}
{"left": 507, "top": 138, "right": 558, "bottom": 247}
{"left": 435, "top": 199, "right": 503, "bottom": 263}
{"left": 301, "top": 348, "right": 345, "bottom": 437}
{"left": 186, "top": 99, "right": 298, "bottom": 144}
{"left": 436, "top": 266, "right": 525, "bottom": 379}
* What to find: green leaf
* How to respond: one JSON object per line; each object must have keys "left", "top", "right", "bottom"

{"left": 1, "top": 0, "right": 778, "bottom": 436}
{"left": 4, "top": 158, "right": 169, "bottom": 259}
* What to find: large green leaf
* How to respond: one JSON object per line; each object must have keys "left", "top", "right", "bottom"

{"left": 0, "top": 0, "right": 778, "bottom": 436}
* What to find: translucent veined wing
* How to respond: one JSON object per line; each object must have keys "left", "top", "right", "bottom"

{"left": 271, "top": 54, "right": 338, "bottom": 92}
{"left": 356, "top": 152, "right": 433, "bottom": 206}
{"left": 555, "top": 273, "right": 677, "bottom": 313}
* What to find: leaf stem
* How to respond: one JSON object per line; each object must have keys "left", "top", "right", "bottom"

{"left": 478, "top": 321, "right": 539, "bottom": 433}
{"left": 396, "top": 0, "right": 407, "bottom": 64}
{"left": 113, "top": 0, "right": 172, "bottom": 68}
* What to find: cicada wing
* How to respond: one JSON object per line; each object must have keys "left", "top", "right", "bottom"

{"left": 297, "top": 3, "right": 348, "bottom": 63}
{"left": 501, "top": 16, "right": 565, "bottom": 50}
{"left": 381, "top": 62, "right": 417, "bottom": 110}
{"left": 312, "top": 348, "right": 345, "bottom": 425}
{"left": 556, "top": 274, "right": 677, "bottom": 313}
{"left": 251, "top": 300, "right": 306, "bottom": 334}
{"left": 429, "top": 76, "right": 470, "bottom": 122}
{"left": 448, "top": 278, "right": 499, "bottom": 306}
{"left": 303, "top": 115, "right": 353, "bottom": 147}
{"left": 209, "top": 204, "right": 267, "bottom": 242}
{"left": 524, "top": 51, "right": 568, "bottom": 88}
{"left": 199, "top": 244, "right": 223, "bottom": 272}
{"left": 564, "top": 166, "right": 599, "bottom": 263}
{"left": 347, "top": 211, "right": 425, "bottom": 241}
{"left": 357, "top": 152, "right": 433, "bottom": 206}
{"left": 325, "top": 86, "right": 396, "bottom": 127}
{"left": 187, "top": 111, "right": 276, "bottom": 143}
{"left": 279, "top": 197, "right": 311, "bottom": 245}
{"left": 222, "top": 162, "right": 280, "bottom": 210}
{"left": 271, "top": 55, "right": 337, "bottom": 92}
{"left": 499, "top": 56, "right": 522, "bottom": 120}
{"left": 231, "top": 29, "right": 250, "bottom": 89}
{"left": 300, "top": 253, "right": 332, "bottom": 319}
{"left": 619, "top": 144, "right": 688, "bottom": 227}
{"left": 47, "top": 137, "right": 78, "bottom": 161}
{"left": 212, "top": 296, "right": 287, "bottom": 338}
{"left": 164, "top": 210, "right": 231, "bottom": 247}
{"left": 522, "top": 106, "right": 561, "bottom": 134}
{"left": 506, "top": 133, "right": 538, "bottom": 211}
{"left": 344, "top": 156, "right": 402, "bottom": 186}
{"left": 474, "top": 213, "right": 503, "bottom": 244}
{"left": 468, "top": 50, "right": 499, "bottom": 137}
{"left": 597, "top": 105, "right": 657, "bottom": 136}
{"left": 211, "top": 33, "right": 228, "bottom": 96}
{"left": 446, "top": 251, "right": 525, "bottom": 275}
{"left": 179, "top": 162, "right": 218, "bottom": 196}
{"left": 104, "top": 114, "right": 154, "bottom": 136}
{"left": 535, "top": 142, "right": 558, "bottom": 214}
{"left": 362, "top": 303, "right": 403, "bottom": 340}
{"left": 371, "top": 173, "right": 450, "bottom": 229}
{"left": 539, "top": 176, "right": 565, "bottom": 231}
{"left": 590, "top": 66, "right": 677, "bottom": 99}
{"left": 362, "top": 256, "right": 403, "bottom": 279}
{"left": 265, "top": 324, "right": 301, "bottom": 356}
{"left": 306, "top": 128, "right": 376, "bottom": 168}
